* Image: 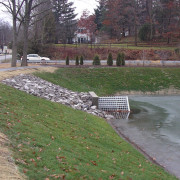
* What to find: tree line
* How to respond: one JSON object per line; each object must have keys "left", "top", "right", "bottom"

{"left": 0, "top": 0, "right": 77, "bottom": 67}
{"left": 94, "top": 0, "right": 180, "bottom": 44}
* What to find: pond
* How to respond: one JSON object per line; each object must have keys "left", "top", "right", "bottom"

{"left": 109, "top": 96, "right": 180, "bottom": 178}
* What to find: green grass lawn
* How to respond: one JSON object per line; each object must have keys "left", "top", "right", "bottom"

{"left": 0, "top": 83, "right": 177, "bottom": 179}
{"left": 94, "top": 44, "right": 175, "bottom": 51}
{"left": 54, "top": 43, "right": 176, "bottom": 51}
{"left": 34, "top": 67, "right": 180, "bottom": 96}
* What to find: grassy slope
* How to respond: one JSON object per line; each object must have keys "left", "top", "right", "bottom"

{"left": 0, "top": 83, "right": 177, "bottom": 180}
{"left": 54, "top": 44, "right": 176, "bottom": 51}
{"left": 34, "top": 67, "right": 180, "bottom": 96}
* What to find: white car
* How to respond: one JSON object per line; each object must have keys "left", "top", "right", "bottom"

{"left": 40, "top": 56, "right": 50, "bottom": 61}
{"left": 21, "top": 54, "right": 50, "bottom": 61}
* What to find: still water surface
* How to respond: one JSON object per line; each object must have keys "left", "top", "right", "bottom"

{"left": 109, "top": 96, "right": 180, "bottom": 178}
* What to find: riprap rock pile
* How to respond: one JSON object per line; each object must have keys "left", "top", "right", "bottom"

{"left": 2, "top": 74, "right": 114, "bottom": 120}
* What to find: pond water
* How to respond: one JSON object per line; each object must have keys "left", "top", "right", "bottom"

{"left": 109, "top": 96, "right": 180, "bottom": 178}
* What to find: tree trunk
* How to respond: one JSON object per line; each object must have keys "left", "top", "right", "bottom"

{"left": 12, "top": 31, "right": 17, "bottom": 66}
{"left": 149, "top": 0, "right": 153, "bottom": 41}
{"left": 21, "top": 23, "right": 29, "bottom": 66}
{"left": 11, "top": 3, "right": 18, "bottom": 67}
{"left": 167, "top": 34, "right": 172, "bottom": 44}
{"left": 21, "top": 0, "right": 33, "bottom": 67}
{"left": 122, "top": 27, "right": 125, "bottom": 37}
{"left": 134, "top": 0, "right": 138, "bottom": 46}
{"left": 11, "top": 29, "right": 17, "bottom": 67}
{"left": 134, "top": 20, "right": 137, "bottom": 46}
{"left": 128, "top": 27, "right": 131, "bottom": 36}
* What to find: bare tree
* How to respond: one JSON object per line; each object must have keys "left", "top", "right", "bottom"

{"left": 20, "top": 0, "right": 34, "bottom": 66}
{"left": 0, "top": 0, "right": 51, "bottom": 66}
{"left": 20, "top": 0, "right": 51, "bottom": 66}
{"left": 0, "top": 19, "right": 12, "bottom": 51}
{"left": 0, "top": 0, "right": 25, "bottom": 67}
{"left": 30, "top": 3, "right": 55, "bottom": 46}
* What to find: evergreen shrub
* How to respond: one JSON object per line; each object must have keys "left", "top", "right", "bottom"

{"left": 116, "top": 53, "right": 125, "bottom": 66}
{"left": 175, "top": 48, "right": 180, "bottom": 56}
{"left": 116, "top": 53, "right": 122, "bottom": 66}
{"left": 138, "top": 23, "right": 154, "bottom": 41}
{"left": 75, "top": 56, "right": 79, "bottom": 65}
{"left": 121, "top": 53, "right": 125, "bottom": 66}
{"left": 80, "top": 55, "right": 84, "bottom": 65}
{"left": 66, "top": 56, "right": 69, "bottom": 65}
{"left": 93, "top": 55, "right": 101, "bottom": 65}
{"left": 107, "top": 53, "right": 113, "bottom": 66}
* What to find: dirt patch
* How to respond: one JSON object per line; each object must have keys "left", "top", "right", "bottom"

{"left": 0, "top": 133, "right": 25, "bottom": 180}
{"left": 0, "top": 67, "right": 58, "bottom": 81}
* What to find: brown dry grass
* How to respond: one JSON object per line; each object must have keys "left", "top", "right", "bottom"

{"left": 0, "top": 66, "right": 58, "bottom": 81}
{"left": 0, "top": 66, "right": 58, "bottom": 180}
{"left": 0, "top": 63, "right": 41, "bottom": 69}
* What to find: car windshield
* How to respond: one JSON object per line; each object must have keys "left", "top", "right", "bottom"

{"left": 28, "top": 54, "right": 38, "bottom": 57}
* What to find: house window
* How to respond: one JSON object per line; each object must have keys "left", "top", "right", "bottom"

{"left": 78, "top": 28, "right": 84, "bottom": 33}
{"left": 78, "top": 38, "right": 81, "bottom": 43}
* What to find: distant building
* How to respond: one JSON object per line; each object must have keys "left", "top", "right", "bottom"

{"left": 0, "top": 46, "right": 12, "bottom": 54}
{"left": 73, "top": 27, "right": 91, "bottom": 44}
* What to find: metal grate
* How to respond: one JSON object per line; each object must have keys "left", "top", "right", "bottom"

{"left": 98, "top": 96, "right": 130, "bottom": 112}
{"left": 110, "top": 112, "right": 130, "bottom": 119}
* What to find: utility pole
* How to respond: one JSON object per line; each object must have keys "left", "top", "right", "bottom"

{"left": 0, "top": 29, "right": 4, "bottom": 53}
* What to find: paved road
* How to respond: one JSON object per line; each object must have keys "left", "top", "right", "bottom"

{"left": 0, "top": 55, "right": 12, "bottom": 62}
{"left": 1, "top": 59, "right": 180, "bottom": 70}
{"left": 17, "top": 59, "right": 180, "bottom": 66}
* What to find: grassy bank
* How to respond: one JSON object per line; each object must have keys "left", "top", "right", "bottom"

{"left": 0, "top": 83, "right": 177, "bottom": 179}
{"left": 54, "top": 43, "right": 176, "bottom": 51}
{"left": 34, "top": 67, "right": 180, "bottom": 96}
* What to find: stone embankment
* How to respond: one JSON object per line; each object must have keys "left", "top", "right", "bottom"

{"left": 2, "top": 74, "right": 114, "bottom": 120}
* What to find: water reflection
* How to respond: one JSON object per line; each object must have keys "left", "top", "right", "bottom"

{"left": 109, "top": 111, "right": 130, "bottom": 119}
{"left": 109, "top": 96, "right": 180, "bottom": 178}
{"left": 129, "top": 99, "right": 180, "bottom": 143}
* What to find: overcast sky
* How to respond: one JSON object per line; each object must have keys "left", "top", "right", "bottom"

{"left": 0, "top": 0, "right": 98, "bottom": 23}
{"left": 73, "top": 0, "right": 98, "bottom": 18}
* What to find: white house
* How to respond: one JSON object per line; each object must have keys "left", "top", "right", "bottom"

{"left": 73, "top": 27, "right": 91, "bottom": 44}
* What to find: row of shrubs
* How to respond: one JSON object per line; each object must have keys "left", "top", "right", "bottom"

{"left": 66, "top": 55, "right": 84, "bottom": 66}
{"left": 66, "top": 53, "right": 125, "bottom": 66}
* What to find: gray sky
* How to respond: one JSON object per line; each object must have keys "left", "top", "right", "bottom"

{"left": 73, "top": 0, "right": 98, "bottom": 18}
{"left": 0, "top": 6, "right": 11, "bottom": 22}
{"left": 0, "top": 0, "right": 98, "bottom": 23}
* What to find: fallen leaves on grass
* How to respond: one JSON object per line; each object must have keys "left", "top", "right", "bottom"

{"left": 56, "top": 156, "right": 66, "bottom": 162}
{"left": 44, "top": 166, "right": 50, "bottom": 172}
{"left": 101, "top": 170, "right": 107, "bottom": 173}
{"left": 90, "top": 160, "right": 98, "bottom": 166}
{"left": 51, "top": 136, "right": 55, "bottom": 140}
{"left": 49, "top": 174, "right": 66, "bottom": 179}
{"left": 109, "top": 174, "right": 116, "bottom": 179}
